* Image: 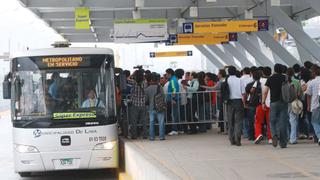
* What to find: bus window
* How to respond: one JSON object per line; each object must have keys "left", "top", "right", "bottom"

{"left": 81, "top": 72, "right": 106, "bottom": 109}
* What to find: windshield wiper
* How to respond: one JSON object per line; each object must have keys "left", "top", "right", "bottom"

{"left": 20, "top": 119, "right": 51, "bottom": 128}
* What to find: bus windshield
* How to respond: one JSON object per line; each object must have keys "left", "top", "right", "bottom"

{"left": 12, "top": 54, "right": 116, "bottom": 128}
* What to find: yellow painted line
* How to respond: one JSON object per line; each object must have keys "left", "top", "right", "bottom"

{"left": 0, "top": 110, "right": 10, "bottom": 117}
{"left": 119, "top": 172, "right": 132, "bottom": 180}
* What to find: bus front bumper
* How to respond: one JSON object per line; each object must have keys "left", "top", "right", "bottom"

{"left": 14, "top": 146, "right": 118, "bottom": 172}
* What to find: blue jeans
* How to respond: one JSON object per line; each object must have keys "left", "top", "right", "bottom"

{"left": 242, "top": 109, "right": 249, "bottom": 138}
{"left": 149, "top": 110, "right": 165, "bottom": 140}
{"left": 289, "top": 109, "right": 299, "bottom": 143}
{"left": 311, "top": 107, "right": 320, "bottom": 140}
{"left": 270, "top": 101, "right": 289, "bottom": 147}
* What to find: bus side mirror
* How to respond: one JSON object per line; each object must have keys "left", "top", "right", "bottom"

{"left": 3, "top": 80, "right": 11, "bottom": 99}
{"left": 3, "top": 73, "right": 11, "bottom": 99}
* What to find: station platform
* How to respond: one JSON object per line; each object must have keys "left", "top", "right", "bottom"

{"left": 122, "top": 128, "right": 320, "bottom": 180}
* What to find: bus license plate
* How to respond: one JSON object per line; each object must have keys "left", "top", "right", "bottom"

{"left": 60, "top": 158, "right": 73, "bottom": 166}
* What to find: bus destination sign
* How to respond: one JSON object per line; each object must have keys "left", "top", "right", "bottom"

{"left": 42, "top": 56, "right": 83, "bottom": 68}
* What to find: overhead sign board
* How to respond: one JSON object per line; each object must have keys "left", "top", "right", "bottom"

{"left": 150, "top": 51, "right": 193, "bottom": 58}
{"left": 183, "top": 20, "right": 268, "bottom": 34}
{"left": 169, "top": 33, "right": 237, "bottom": 45}
{"left": 75, "top": 7, "right": 90, "bottom": 29}
{"left": 113, "top": 19, "right": 168, "bottom": 43}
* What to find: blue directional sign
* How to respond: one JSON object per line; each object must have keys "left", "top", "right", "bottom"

{"left": 183, "top": 23, "right": 194, "bottom": 34}
{"left": 150, "top": 52, "right": 156, "bottom": 58}
{"left": 169, "top": 34, "right": 178, "bottom": 43}
{"left": 187, "top": 51, "right": 193, "bottom": 56}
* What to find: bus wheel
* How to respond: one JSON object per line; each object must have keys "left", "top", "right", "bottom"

{"left": 18, "top": 172, "right": 32, "bottom": 177}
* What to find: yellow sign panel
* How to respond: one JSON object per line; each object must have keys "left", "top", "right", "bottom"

{"left": 42, "top": 57, "right": 83, "bottom": 68}
{"left": 53, "top": 112, "right": 96, "bottom": 120}
{"left": 176, "top": 33, "right": 229, "bottom": 45}
{"left": 75, "top": 7, "right": 90, "bottom": 29}
{"left": 150, "top": 51, "right": 192, "bottom": 58}
{"left": 193, "top": 20, "right": 258, "bottom": 33}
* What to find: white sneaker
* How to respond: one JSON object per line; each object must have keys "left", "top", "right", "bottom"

{"left": 168, "top": 131, "right": 178, "bottom": 136}
{"left": 268, "top": 139, "right": 273, "bottom": 144}
{"left": 254, "top": 135, "right": 263, "bottom": 144}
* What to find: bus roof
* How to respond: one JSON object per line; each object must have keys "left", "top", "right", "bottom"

{"left": 11, "top": 47, "right": 114, "bottom": 59}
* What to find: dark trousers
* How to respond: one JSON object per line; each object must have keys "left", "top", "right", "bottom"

{"left": 227, "top": 99, "right": 244, "bottom": 144}
{"left": 247, "top": 107, "right": 256, "bottom": 140}
{"left": 186, "top": 98, "right": 197, "bottom": 133}
{"left": 218, "top": 100, "right": 225, "bottom": 132}
{"left": 180, "top": 104, "right": 188, "bottom": 133}
{"left": 130, "top": 105, "right": 147, "bottom": 139}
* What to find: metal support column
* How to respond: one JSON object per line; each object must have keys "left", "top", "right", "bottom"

{"left": 207, "top": 45, "right": 241, "bottom": 69}
{"left": 247, "top": 34, "right": 287, "bottom": 65}
{"left": 270, "top": 7, "right": 320, "bottom": 63}
{"left": 222, "top": 43, "right": 255, "bottom": 67}
{"left": 306, "top": 0, "right": 320, "bottom": 14}
{"left": 234, "top": 42, "right": 258, "bottom": 66}
{"left": 238, "top": 34, "right": 274, "bottom": 67}
{"left": 195, "top": 45, "right": 225, "bottom": 69}
{"left": 255, "top": 31, "right": 301, "bottom": 66}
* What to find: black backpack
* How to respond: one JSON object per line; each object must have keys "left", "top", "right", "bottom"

{"left": 281, "top": 77, "right": 297, "bottom": 103}
{"left": 220, "top": 77, "right": 230, "bottom": 103}
{"left": 246, "top": 81, "right": 262, "bottom": 107}
{"left": 154, "top": 85, "right": 166, "bottom": 112}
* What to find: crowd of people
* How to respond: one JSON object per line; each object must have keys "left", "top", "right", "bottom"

{"left": 119, "top": 67, "right": 218, "bottom": 141}
{"left": 119, "top": 61, "right": 320, "bottom": 149}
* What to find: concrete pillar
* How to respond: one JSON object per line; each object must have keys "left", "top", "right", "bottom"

{"left": 306, "top": 0, "right": 320, "bottom": 14}
{"left": 238, "top": 33, "right": 274, "bottom": 67}
{"left": 195, "top": 45, "right": 224, "bottom": 69}
{"left": 222, "top": 43, "right": 255, "bottom": 67}
{"left": 270, "top": 6, "right": 320, "bottom": 63}
{"left": 206, "top": 45, "right": 241, "bottom": 69}
{"left": 255, "top": 31, "right": 301, "bottom": 66}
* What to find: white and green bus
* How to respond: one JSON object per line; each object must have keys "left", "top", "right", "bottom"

{"left": 3, "top": 46, "right": 119, "bottom": 177}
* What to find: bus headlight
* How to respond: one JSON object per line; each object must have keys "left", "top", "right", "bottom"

{"left": 15, "top": 144, "right": 39, "bottom": 153}
{"left": 93, "top": 141, "right": 117, "bottom": 150}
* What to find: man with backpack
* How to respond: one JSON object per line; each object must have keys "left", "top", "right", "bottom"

{"left": 287, "top": 68, "right": 303, "bottom": 145}
{"left": 245, "top": 71, "right": 261, "bottom": 142}
{"left": 145, "top": 73, "right": 166, "bottom": 141}
{"left": 241, "top": 67, "right": 253, "bottom": 140}
{"left": 262, "top": 64, "right": 288, "bottom": 148}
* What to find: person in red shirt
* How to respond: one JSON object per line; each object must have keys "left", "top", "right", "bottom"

{"left": 205, "top": 73, "right": 217, "bottom": 105}
{"left": 205, "top": 73, "right": 217, "bottom": 129}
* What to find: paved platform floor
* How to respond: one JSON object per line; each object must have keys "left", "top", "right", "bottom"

{"left": 131, "top": 129, "right": 320, "bottom": 180}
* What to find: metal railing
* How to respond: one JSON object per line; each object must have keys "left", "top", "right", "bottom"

{"left": 119, "top": 90, "right": 227, "bottom": 137}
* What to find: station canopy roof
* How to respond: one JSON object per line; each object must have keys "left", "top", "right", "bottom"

{"left": 19, "top": 0, "right": 318, "bottom": 42}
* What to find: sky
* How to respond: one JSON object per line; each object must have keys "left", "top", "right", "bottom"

{"left": 0, "top": 0, "right": 64, "bottom": 54}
